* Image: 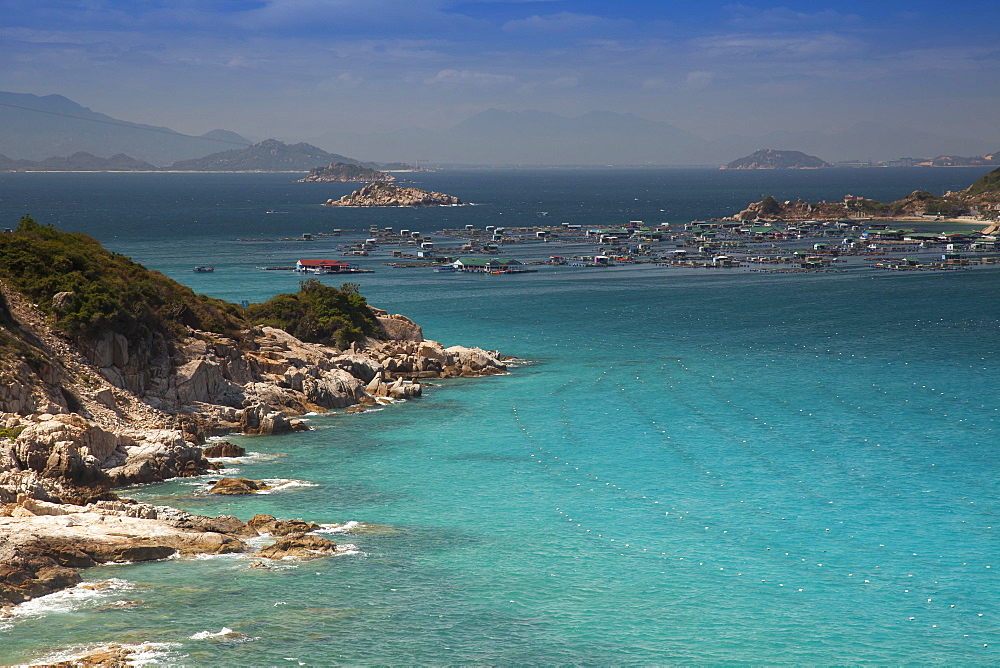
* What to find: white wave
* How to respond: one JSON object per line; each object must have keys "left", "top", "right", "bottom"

{"left": 190, "top": 627, "right": 259, "bottom": 643}
{"left": 315, "top": 520, "right": 361, "bottom": 534}
{"left": 255, "top": 479, "right": 319, "bottom": 494}
{"left": 0, "top": 579, "right": 136, "bottom": 629}
{"left": 336, "top": 543, "right": 362, "bottom": 556}
{"left": 243, "top": 451, "right": 287, "bottom": 462}
{"left": 188, "top": 551, "right": 245, "bottom": 562}
{"left": 190, "top": 627, "right": 233, "bottom": 640}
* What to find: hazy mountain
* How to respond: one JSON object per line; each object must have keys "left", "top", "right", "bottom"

{"left": 0, "top": 152, "right": 156, "bottom": 171}
{"left": 313, "top": 110, "right": 1000, "bottom": 166}
{"left": 721, "top": 149, "right": 831, "bottom": 170}
{"left": 165, "top": 139, "right": 363, "bottom": 171}
{"left": 201, "top": 129, "right": 255, "bottom": 144}
{"left": 311, "top": 109, "right": 714, "bottom": 165}
{"left": 0, "top": 91, "right": 251, "bottom": 165}
{"left": 713, "top": 122, "right": 997, "bottom": 164}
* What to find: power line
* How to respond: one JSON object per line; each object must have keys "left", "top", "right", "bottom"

{"left": 0, "top": 101, "right": 250, "bottom": 146}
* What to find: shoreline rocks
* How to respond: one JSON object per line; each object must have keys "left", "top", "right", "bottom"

{"left": 0, "top": 278, "right": 509, "bottom": 612}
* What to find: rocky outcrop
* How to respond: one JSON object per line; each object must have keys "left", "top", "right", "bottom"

{"left": 202, "top": 441, "right": 246, "bottom": 458}
{"left": 207, "top": 477, "right": 271, "bottom": 495}
{"left": 0, "top": 414, "right": 215, "bottom": 494}
{"left": 257, "top": 533, "right": 339, "bottom": 560}
{"left": 372, "top": 308, "right": 424, "bottom": 342}
{"left": 0, "top": 498, "right": 249, "bottom": 606}
{"left": 359, "top": 339, "right": 507, "bottom": 380}
{"left": 324, "top": 182, "right": 463, "bottom": 207}
{"left": 247, "top": 514, "right": 320, "bottom": 536}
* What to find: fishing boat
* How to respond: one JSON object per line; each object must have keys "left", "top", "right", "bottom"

{"left": 193, "top": 266, "right": 215, "bottom": 273}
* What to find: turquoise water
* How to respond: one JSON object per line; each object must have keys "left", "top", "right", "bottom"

{"left": 0, "top": 170, "right": 998, "bottom": 664}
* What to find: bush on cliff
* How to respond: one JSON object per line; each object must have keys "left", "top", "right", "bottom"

{"left": 244, "top": 279, "right": 381, "bottom": 348}
{"left": 0, "top": 216, "right": 244, "bottom": 343}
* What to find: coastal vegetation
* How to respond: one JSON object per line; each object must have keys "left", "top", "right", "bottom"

{"left": 244, "top": 278, "right": 381, "bottom": 348}
{"left": 0, "top": 217, "right": 384, "bottom": 350}
{"left": 968, "top": 165, "right": 1000, "bottom": 197}
{"left": 0, "top": 216, "right": 244, "bottom": 343}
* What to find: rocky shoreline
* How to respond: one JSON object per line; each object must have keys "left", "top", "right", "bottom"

{"left": 0, "top": 279, "right": 507, "bottom": 624}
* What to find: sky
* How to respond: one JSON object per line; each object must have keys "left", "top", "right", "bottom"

{"left": 2, "top": 0, "right": 999, "bottom": 148}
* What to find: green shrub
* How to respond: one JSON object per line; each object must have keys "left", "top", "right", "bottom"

{"left": 245, "top": 278, "right": 381, "bottom": 347}
{"left": 0, "top": 215, "right": 245, "bottom": 343}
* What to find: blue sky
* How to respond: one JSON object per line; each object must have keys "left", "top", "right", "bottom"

{"left": 2, "top": 0, "right": 999, "bottom": 148}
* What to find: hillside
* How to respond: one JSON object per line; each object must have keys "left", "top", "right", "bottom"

{"left": 299, "top": 162, "right": 395, "bottom": 183}
{"left": 967, "top": 166, "right": 1000, "bottom": 196}
{"left": 0, "top": 91, "right": 251, "bottom": 165}
{"left": 721, "top": 148, "right": 831, "bottom": 170}
{"left": 165, "top": 139, "right": 363, "bottom": 171}
{"left": 0, "top": 216, "right": 501, "bottom": 425}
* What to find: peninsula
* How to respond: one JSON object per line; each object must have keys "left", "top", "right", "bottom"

{"left": 324, "top": 181, "right": 464, "bottom": 207}
{"left": 724, "top": 165, "right": 1000, "bottom": 222}
{"left": 0, "top": 217, "right": 504, "bottom": 610}
{"left": 299, "top": 162, "right": 395, "bottom": 183}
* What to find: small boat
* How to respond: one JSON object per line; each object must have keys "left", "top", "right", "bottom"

{"left": 435, "top": 265, "right": 457, "bottom": 272}
{"left": 193, "top": 266, "right": 215, "bottom": 273}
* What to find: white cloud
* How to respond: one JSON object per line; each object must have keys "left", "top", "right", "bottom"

{"left": 425, "top": 69, "right": 517, "bottom": 86}
{"left": 693, "top": 33, "right": 860, "bottom": 59}
{"left": 502, "top": 12, "right": 633, "bottom": 35}
{"left": 684, "top": 71, "right": 714, "bottom": 89}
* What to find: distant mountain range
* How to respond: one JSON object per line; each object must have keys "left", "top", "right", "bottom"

{"left": 0, "top": 152, "right": 156, "bottom": 171}
{"left": 0, "top": 91, "right": 252, "bottom": 165}
{"left": 311, "top": 109, "right": 1000, "bottom": 166}
{"left": 3, "top": 90, "right": 999, "bottom": 167}
{"left": 165, "top": 139, "right": 362, "bottom": 171}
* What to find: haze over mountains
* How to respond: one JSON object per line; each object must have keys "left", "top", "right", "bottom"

{"left": 2, "top": 90, "right": 997, "bottom": 167}
{"left": 0, "top": 91, "right": 252, "bottom": 165}
{"left": 315, "top": 110, "right": 999, "bottom": 166}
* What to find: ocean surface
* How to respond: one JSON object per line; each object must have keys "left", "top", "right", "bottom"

{"left": 0, "top": 167, "right": 998, "bottom": 665}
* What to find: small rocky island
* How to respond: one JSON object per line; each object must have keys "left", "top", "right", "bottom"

{"left": 721, "top": 148, "right": 831, "bottom": 170}
{"left": 324, "top": 182, "right": 464, "bottom": 207}
{"left": 300, "top": 162, "right": 395, "bottom": 183}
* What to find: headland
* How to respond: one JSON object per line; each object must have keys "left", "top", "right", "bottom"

{"left": 0, "top": 218, "right": 506, "bottom": 614}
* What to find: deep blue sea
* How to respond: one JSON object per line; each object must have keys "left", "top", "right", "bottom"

{"left": 0, "top": 168, "right": 998, "bottom": 665}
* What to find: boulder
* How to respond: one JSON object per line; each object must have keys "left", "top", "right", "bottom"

{"left": 202, "top": 441, "right": 246, "bottom": 458}
{"left": 207, "top": 478, "right": 271, "bottom": 495}
{"left": 247, "top": 513, "right": 320, "bottom": 536}
{"left": 257, "top": 533, "right": 338, "bottom": 560}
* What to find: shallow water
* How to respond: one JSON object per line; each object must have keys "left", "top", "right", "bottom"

{"left": 0, "top": 169, "right": 997, "bottom": 664}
